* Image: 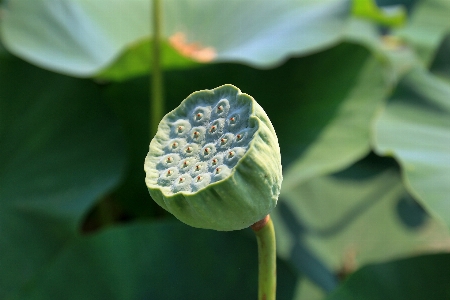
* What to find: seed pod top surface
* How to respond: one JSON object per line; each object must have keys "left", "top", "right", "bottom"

{"left": 145, "top": 84, "right": 282, "bottom": 231}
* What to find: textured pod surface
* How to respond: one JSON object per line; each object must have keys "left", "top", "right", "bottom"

{"left": 145, "top": 84, "right": 282, "bottom": 231}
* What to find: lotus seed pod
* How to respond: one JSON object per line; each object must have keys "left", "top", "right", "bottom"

{"left": 144, "top": 84, "right": 282, "bottom": 231}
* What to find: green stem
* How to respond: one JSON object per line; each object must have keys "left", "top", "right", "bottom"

{"left": 150, "top": 0, "right": 164, "bottom": 138}
{"left": 251, "top": 215, "right": 276, "bottom": 300}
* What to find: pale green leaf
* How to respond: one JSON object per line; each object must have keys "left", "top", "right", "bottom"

{"left": 373, "top": 67, "right": 450, "bottom": 228}
{"left": 394, "top": 0, "right": 450, "bottom": 65}
{"left": 273, "top": 154, "right": 450, "bottom": 292}
{"left": 1, "top": 0, "right": 352, "bottom": 77}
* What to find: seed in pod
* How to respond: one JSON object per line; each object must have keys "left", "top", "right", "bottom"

{"left": 144, "top": 84, "right": 282, "bottom": 231}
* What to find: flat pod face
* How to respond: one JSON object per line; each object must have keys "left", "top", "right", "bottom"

{"left": 148, "top": 87, "right": 256, "bottom": 195}
{"left": 145, "top": 84, "right": 282, "bottom": 231}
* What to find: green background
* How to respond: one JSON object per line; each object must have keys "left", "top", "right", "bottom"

{"left": 1, "top": 0, "right": 450, "bottom": 299}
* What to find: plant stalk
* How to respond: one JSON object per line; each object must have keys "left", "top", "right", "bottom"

{"left": 251, "top": 215, "right": 276, "bottom": 300}
{"left": 150, "top": 0, "right": 164, "bottom": 138}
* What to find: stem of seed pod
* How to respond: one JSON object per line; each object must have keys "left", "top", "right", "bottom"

{"left": 251, "top": 215, "right": 276, "bottom": 300}
{"left": 150, "top": 0, "right": 164, "bottom": 138}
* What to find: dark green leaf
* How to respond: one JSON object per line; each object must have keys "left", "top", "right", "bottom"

{"left": 327, "top": 253, "right": 450, "bottom": 300}
{"left": 430, "top": 33, "right": 450, "bottom": 80}
{"left": 0, "top": 55, "right": 126, "bottom": 297}
{"left": 23, "top": 221, "right": 297, "bottom": 300}
{"left": 101, "top": 76, "right": 158, "bottom": 217}
{"left": 282, "top": 48, "right": 391, "bottom": 186}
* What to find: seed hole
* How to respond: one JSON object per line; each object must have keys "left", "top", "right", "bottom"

{"left": 212, "top": 159, "right": 218, "bottom": 165}
{"left": 166, "top": 157, "right": 173, "bottom": 163}
{"left": 196, "top": 176, "right": 202, "bottom": 182}
{"left": 177, "top": 126, "right": 184, "bottom": 133}
{"left": 172, "top": 142, "right": 178, "bottom": 149}
{"left": 228, "top": 114, "right": 239, "bottom": 126}
{"left": 228, "top": 151, "right": 234, "bottom": 158}
{"left": 179, "top": 177, "right": 185, "bottom": 183}
{"left": 215, "top": 168, "right": 221, "bottom": 174}
{"left": 220, "top": 138, "right": 227, "bottom": 145}
{"left": 185, "top": 146, "right": 192, "bottom": 153}
{"left": 210, "top": 125, "right": 216, "bottom": 133}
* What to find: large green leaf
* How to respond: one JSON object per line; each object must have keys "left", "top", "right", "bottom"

{"left": 0, "top": 56, "right": 126, "bottom": 297}
{"left": 0, "top": 0, "right": 151, "bottom": 76}
{"left": 1, "top": 0, "right": 352, "bottom": 78}
{"left": 373, "top": 67, "right": 450, "bottom": 228}
{"left": 282, "top": 50, "right": 392, "bottom": 188}
{"left": 327, "top": 253, "right": 450, "bottom": 300}
{"left": 19, "top": 221, "right": 296, "bottom": 300}
{"left": 272, "top": 154, "right": 450, "bottom": 294}
{"left": 162, "top": 0, "right": 351, "bottom": 67}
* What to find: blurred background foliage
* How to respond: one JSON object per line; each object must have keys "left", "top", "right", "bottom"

{"left": 1, "top": 0, "right": 450, "bottom": 299}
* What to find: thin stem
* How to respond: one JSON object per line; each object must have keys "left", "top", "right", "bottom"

{"left": 150, "top": 0, "right": 164, "bottom": 138}
{"left": 251, "top": 215, "right": 276, "bottom": 300}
